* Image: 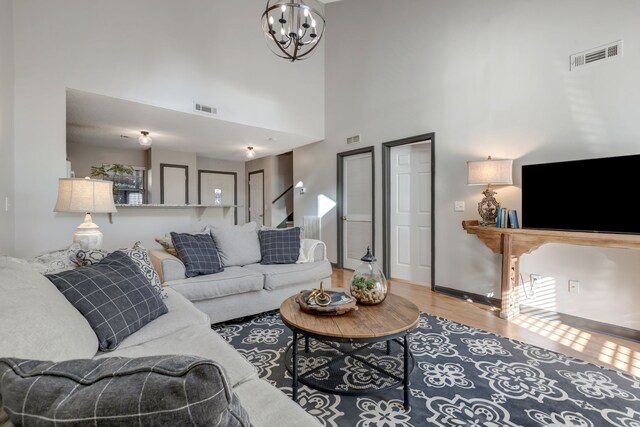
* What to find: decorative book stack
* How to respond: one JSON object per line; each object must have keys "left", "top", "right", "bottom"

{"left": 496, "top": 208, "right": 519, "bottom": 229}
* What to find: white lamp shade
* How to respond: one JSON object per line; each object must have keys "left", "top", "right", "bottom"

{"left": 54, "top": 178, "right": 118, "bottom": 213}
{"left": 467, "top": 158, "right": 513, "bottom": 186}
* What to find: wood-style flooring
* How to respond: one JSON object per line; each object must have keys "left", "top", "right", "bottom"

{"left": 331, "top": 269, "right": 640, "bottom": 377}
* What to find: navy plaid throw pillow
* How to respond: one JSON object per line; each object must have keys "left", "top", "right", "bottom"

{"left": 46, "top": 251, "right": 168, "bottom": 352}
{"left": 259, "top": 227, "right": 301, "bottom": 265}
{"left": 171, "top": 232, "right": 223, "bottom": 277}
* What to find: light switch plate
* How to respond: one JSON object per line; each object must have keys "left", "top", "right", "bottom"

{"left": 454, "top": 201, "right": 465, "bottom": 212}
{"left": 568, "top": 280, "right": 580, "bottom": 293}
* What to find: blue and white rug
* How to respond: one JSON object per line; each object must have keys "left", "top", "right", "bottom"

{"left": 212, "top": 311, "right": 640, "bottom": 426}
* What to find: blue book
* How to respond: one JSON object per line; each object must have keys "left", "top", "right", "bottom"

{"left": 508, "top": 210, "right": 520, "bottom": 229}
{"left": 496, "top": 208, "right": 502, "bottom": 228}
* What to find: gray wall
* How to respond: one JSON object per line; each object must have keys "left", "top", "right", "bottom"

{"left": 0, "top": 0, "right": 14, "bottom": 255}
{"left": 67, "top": 142, "right": 147, "bottom": 180}
{"left": 293, "top": 0, "right": 640, "bottom": 329}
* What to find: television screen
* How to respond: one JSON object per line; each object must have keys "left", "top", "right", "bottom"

{"left": 522, "top": 154, "right": 640, "bottom": 234}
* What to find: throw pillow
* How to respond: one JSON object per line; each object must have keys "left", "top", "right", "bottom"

{"left": 170, "top": 232, "right": 223, "bottom": 277}
{"left": 46, "top": 251, "right": 168, "bottom": 351}
{"left": 0, "top": 356, "right": 252, "bottom": 427}
{"left": 259, "top": 227, "right": 302, "bottom": 265}
{"left": 155, "top": 234, "right": 178, "bottom": 256}
{"left": 120, "top": 241, "right": 168, "bottom": 299}
{"left": 209, "top": 222, "right": 262, "bottom": 267}
{"left": 26, "top": 243, "right": 82, "bottom": 275}
{"left": 73, "top": 248, "right": 109, "bottom": 266}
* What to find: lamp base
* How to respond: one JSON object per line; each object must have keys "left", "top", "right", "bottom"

{"left": 73, "top": 213, "right": 103, "bottom": 250}
{"left": 478, "top": 185, "right": 500, "bottom": 227}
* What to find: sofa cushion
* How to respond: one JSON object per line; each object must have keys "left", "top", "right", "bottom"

{"left": 117, "top": 288, "right": 210, "bottom": 350}
{"left": 165, "top": 266, "right": 264, "bottom": 302}
{"left": 46, "top": 251, "right": 168, "bottom": 352}
{"left": 0, "top": 257, "right": 99, "bottom": 361}
{"left": 259, "top": 227, "right": 302, "bottom": 265}
{"left": 96, "top": 326, "right": 258, "bottom": 388}
{"left": 0, "top": 356, "right": 252, "bottom": 427}
{"left": 244, "top": 260, "right": 333, "bottom": 291}
{"left": 171, "top": 232, "right": 223, "bottom": 277}
{"left": 209, "top": 222, "right": 262, "bottom": 267}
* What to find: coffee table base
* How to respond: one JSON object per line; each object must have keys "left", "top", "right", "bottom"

{"left": 285, "top": 333, "right": 415, "bottom": 410}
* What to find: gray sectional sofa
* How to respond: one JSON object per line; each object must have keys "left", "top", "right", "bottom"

{"left": 150, "top": 232, "right": 333, "bottom": 324}
{"left": 0, "top": 256, "right": 322, "bottom": 427}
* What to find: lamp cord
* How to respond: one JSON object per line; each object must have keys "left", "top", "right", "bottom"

{"left": 520, "top": 273, "right": 534, "bottom": 299}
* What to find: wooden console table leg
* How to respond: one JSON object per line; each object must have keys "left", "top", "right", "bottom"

{"left": 500, "top": 234, "right": 521, "bottom": 320}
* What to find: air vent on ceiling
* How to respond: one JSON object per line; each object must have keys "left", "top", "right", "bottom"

{"left": 570, "top": 40, "right": 622, "bottom": 71}
{"left": 194, "top": 102, "right": 217, "bottom": 116}
{"left": 346, "top": 134, "right": 361, "bottom": 145}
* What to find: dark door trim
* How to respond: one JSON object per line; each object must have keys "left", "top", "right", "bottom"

{"left": 337, "top": 146, "right": 375, "bottom": 270}
{"left": 382, "top": 133, "right": 435, "bottom": 290}
{"left": 160, "top": 163, "right": 189, "bottom": 204}
{"left": 248, "top": 169, "right": 265, "bottom": 224}
{"left": 198, "top": 170, "right": 238, "bottom": 225}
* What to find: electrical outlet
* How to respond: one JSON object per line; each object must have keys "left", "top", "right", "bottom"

{"left": 568, "top": 280, "right": 580, "bottom": 293}
{"left": 454, "top": 201, "right": 465, "bottom": 212}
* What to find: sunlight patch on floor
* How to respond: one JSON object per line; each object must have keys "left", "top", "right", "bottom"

{"left": 513, "top": 314, "right": 640, "bottom": 376}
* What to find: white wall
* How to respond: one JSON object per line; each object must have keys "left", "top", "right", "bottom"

{"left": 0, "top": 0, "right": 14, "bottom": 256}
{"left": 294, "top": 0, "right": 640, "bottom": 329}
{"left": 196, "top": 156, "right": 246, "bottom": 225}
{"left": 11, "top": 0, "right": 324, "bottom": 257}
{"left": 149, "top": 148, "right": 197, "bottom": 204}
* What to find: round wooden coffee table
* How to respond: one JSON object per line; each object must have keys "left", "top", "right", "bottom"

{"left": 280, "top": 292, "right": 420, "bottom": 409}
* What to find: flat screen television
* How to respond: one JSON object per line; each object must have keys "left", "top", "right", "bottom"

{"left": 522, "top": 154, "right": 640, "bottom": 234}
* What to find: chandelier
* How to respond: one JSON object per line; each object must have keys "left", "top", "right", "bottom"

{"left": 261, "top": 0, "right": 325, "bottom": 62}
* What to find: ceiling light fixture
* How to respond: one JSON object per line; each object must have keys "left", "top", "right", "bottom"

{"left": 262, "top": 0, "right": 325, "bottom": 62}
{"left": 138, "top": 131, "right": 152, "bottom": 147}
{"left": 246, "top": 146, "right": 256, "bottom": 159}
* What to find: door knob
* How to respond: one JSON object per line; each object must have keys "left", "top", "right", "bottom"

{"left": 342, "top": 216, "right": 347, "bottom": 221}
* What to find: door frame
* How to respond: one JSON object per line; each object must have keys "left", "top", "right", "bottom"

{"left": 382, "top": 133, "right": 435, "bottom": 290}
{"left": 160, "top": 163, "right": 189, "bottom": 204}
{"left": 336, "top": 146, "right": 375, "bottom": 270}
{"left": 198, "top": 170, "right": 238, "bottom": 225}
{"left": 247, "top": 169, "right": 265, "bottom": 224}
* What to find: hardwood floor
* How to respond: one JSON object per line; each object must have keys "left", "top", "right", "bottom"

{"left": 331, "top": 269, "right": 640, "bottom": 377}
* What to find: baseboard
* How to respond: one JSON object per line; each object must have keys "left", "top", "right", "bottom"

{"left": 433, "top": 285, "right": 501, "bottom": 307}
{"left": 521, "top": 305, "right": 640, "bottom": 342}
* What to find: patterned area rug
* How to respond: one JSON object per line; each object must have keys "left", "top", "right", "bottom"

{"left": 212, "top": 311, "right": 640, "bottom": 426}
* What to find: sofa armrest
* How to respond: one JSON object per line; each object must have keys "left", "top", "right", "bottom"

{"left": 149, "top": 249, "right": 186, "bottom": 283}
{"left": 300, "top": 239, "right": 327, "bottom": 263}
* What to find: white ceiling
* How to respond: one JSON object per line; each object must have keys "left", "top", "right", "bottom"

{"left": 66, "top": 89, "right": 319, "bottom": 162}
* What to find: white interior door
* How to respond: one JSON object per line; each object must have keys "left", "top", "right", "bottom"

{"left": 390, "top": 142, "right": 431, "bottom": 283}
{"left": 249, "top": 171, "right": 264, "bottom": 226}
{"left": 342, "top": 152, "right": 373, "bottom": 270}
{"left": 162, "top": 165, "right": 188, "bottom": 204}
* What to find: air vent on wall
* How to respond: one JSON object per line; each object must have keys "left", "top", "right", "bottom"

{"left": 193, "top": 102, "right": 217, "bottom": 116}
{"left": 570, "top": 40, "right": 622, "bottom": 71}
{"left": 346, "top": 134, "right": 361, "bottom": 145}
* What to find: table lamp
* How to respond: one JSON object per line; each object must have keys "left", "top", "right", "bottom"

{"left": 467, "top": 156, "right": 513, "bottom": 226}
{"left": 54, "top": 178, "right": 117, "bottom": 249}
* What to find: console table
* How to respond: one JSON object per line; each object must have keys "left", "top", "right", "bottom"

{"left": 462, "top": 220, "right": 640, "bottom": 319}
